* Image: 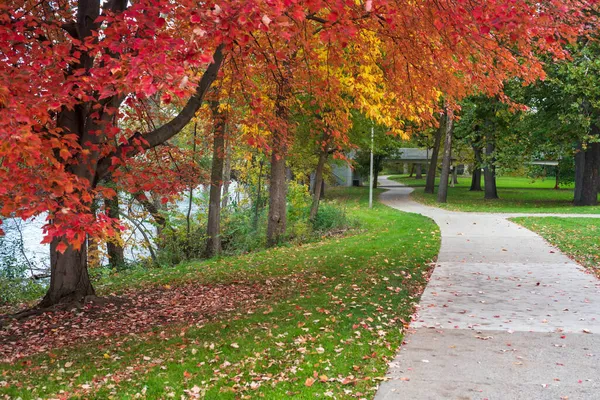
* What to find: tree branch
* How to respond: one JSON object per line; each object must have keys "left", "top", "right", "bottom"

{"left": 95, "top": 44, "right": 225, "bottom": 183}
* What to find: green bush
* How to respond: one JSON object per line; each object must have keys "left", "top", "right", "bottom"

{"left": 312, "top": 201, "right": 354, "bottom": 232}
{"left": 134, "top": 183, "right": 353, "bottom": 267}
{"left": 285, "top": 181, "right": 312, "bottom": 241}
{"left": 220, "top": 205, "right": 267, "bottom": 254}
{"left": 0, "top": 277, "right": 45, "bottom": 305}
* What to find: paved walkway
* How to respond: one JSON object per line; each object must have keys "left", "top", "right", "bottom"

{"left": 375, "top": 176, "right": 600, "bottom": 400}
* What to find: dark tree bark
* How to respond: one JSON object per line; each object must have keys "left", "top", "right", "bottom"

{"left": 40, "top": 239, "right": 95, "bottom": 307}
{"left": 253, "top": 159, "right": 264, "bottom": 230}
{"left": 373, "top": 155, "right": 385, "bottom": 189}
{"left": 41, "top": 0, "right": 225, "bottom": 306}
{"left": 452, "top": 166, "right": 458, "bottom": 186}
{"left": 221, "top": 139, "right": 232, "bottom": 210}
{"left": 310, "top": 149, "right": 328, "bottom": 220}
{"left": 186, "top": 123, "right": 198, "bottom": 238}
{"left": 266, "top": 81, "right": 290, "bottom": 247}
{"left": 415, "top": 164, "right": 423, "bottom": 179}
{"left": 267, "top": 148, "right": 287, "bottom": 246}
{"left": 574, "top": 140, "right": 600, "bottom": 206}
{"left": 106, "top": 193, "right": 125, "bottom": 269}
{"left": 409, "top": 164, "right": 414, "bottom": 178}
{"left": 574, "top": 143, "right": 585, "bottom": 203}
{"left": 41, "top": 0, "right": 120, "bottom": 306}
{"left": 437, "top": 109, "right": 454, "bottom": 203}
{"left": 425, "top": 114, "right": 445, "bottom": 194}
{"left": 206, "top": 100, "right": 226, "bottom": 258}
{"left": 574, "top": 122, "right": 600, "bottom": 206}
{"left": 483, "top": 140, "right": 499, "bottom": 200}
{"left": 470, "top": 145, "right": 483, "bottom": 191}
{"left": 134, "top": 192, "right": 167, "bottom": 236}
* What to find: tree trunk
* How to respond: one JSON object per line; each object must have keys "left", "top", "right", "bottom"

{"left": 451, "top": 166, "right": 458, "bottom": 186}
{"left": 135, "top": 193, "right": 167, "bottom": 236}
{"left": 310, "top": 150, "right": 328, "bottom": 220}
{"left": 106, "top": 193, "right": 125, "bottom": 269}
{"left": 470, "top": 145, "right": 483, "bottom": 191}
{"left": 186, "top": 122, "right": 198, "bottom": 238}
{"left": 253, "top": 159, "right": 264, "bottom": 230}
{"left": 221, "top": 138, "right": 232, "bottom": 209}
{"left": 483, "top": 141, "right": 499, "bottom": 200}
{"left": 415, "top": 164, "right": 423, "bottom": 179}
{"left": 574, "top": 143, "right": 585, "bottom": 203}
{"left": 470, "top": 168, "right": 482, "bottom": 191}
{"left": 40, "top": 238, "right": 95, "bottom": 307}
{"left": 425, "top": 115, "right": 445, "bottom": 194}
{"left": 373, "top": 155, "right": 384, "bottom": 189}
{"left": 206, "top": 100, "right": 226, "bottom": 258}
{"left": 437, "top": 109, "right": 454, "bottom": 203}
{"left": 409, "top": 164, "right": 414, "bottom": 178}
{"left": 574, "top": 142, "right": 600, "bottom": 206}
{"left": 267, "top": 148, "right": 287, "bottom": 246}
{"left": 40, "top": 0, "right": 223, "bottom": 307}
{"left": 266, "top": 81, "right": 290, "bottom": 247}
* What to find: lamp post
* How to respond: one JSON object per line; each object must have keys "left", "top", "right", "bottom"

{"left": 369, "top": 124, "right": 374, "bottom": 209}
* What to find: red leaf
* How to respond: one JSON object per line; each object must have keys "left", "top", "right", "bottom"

{"left": 56, "top": 241, "right": 68, "bottom": 254}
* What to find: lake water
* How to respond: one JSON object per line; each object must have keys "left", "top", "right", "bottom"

{"left": 1, "top": 183, "right": 244, "bottom": 276}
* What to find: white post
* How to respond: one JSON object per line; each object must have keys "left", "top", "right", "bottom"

{"left": 369, "top": 124, "right": 374, "bottom": 209}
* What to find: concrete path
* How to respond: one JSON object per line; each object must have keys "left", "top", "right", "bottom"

{"left": 375, "top": 176, "right": 600, "bottom": 400}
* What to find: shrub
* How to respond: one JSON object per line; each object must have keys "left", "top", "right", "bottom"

{"left": 0, "top": 276, "right": 45, "bottom": 306}
{"left": 220, "top": 205, "right": 267, "bottom": 254}
{"left": 312, "top": 201, "right": 354, "bottom": 232}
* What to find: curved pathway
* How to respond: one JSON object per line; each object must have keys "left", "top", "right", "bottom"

{"left": 375, "top": 176, "right": 600, "bottom": 400}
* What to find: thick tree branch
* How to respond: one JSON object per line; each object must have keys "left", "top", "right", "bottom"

{"left": 142, "top": 45, "right": 225, "bottom": 149}
{"left": 61, "top": 22, "right": 78, "bottom": 39}
{"left": 95, "top": 45, "right": 225, "bottom": 183}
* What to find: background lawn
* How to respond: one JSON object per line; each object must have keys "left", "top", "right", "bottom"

{"left": 511, "top": 217, "right": 600, "bottom": 277}
{"left": 387, "top": 175, "right": 600, "bottom": 214}
{"left": 0, "top": 188, "right": 440, "bottom": 400}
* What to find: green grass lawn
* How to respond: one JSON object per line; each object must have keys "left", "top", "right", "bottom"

{"left": 511, "top": 217, "right": 600, "bottom": 277}
{"left": 388, "top": 175, "right": 600, "bottom": 214}
{"left": 0, "top": 188, "right": 440, "bottom": 399}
